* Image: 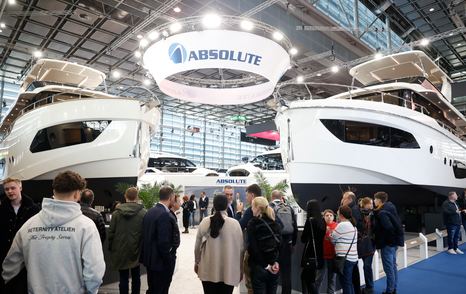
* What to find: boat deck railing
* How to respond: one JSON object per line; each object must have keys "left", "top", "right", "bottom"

{"left": 352, "top": 92, "right": 463, "bottom": 139}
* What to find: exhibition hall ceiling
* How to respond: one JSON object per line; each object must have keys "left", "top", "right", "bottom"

{"left": 0, "top": 0, "right": 464, "bottom": 124}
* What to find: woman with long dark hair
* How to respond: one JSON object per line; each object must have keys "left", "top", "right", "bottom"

{"left": 194, "top": 194, "right": 243, "bottom": 294}
{"left": 331, "top": 206, "right": 358, "bottom": 294}
{"left": 301, "top": 199, "right": 325, "bottom": 294}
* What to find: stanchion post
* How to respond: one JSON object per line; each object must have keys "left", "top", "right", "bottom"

{"left": 403, "top": 244, "right": 408, "bottom": 268}
{"left": 373, "top": 250, "right": 380, "bottom": 280}
{"left": 435, "top": 229, "right": 444, "bottom": 252}
{"left": 419, "top": 233, "right": 428, "bottom": 260}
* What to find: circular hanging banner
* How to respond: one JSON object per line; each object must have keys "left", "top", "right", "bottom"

{"left": 143, "top": 30, "right": 291, "bottom": 105}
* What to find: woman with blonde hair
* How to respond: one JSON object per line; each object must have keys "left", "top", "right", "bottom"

{"left": 247, "top": 196, "right": 282, "bottom": 294}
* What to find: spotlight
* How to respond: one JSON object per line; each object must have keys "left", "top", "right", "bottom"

{"left": 420, "top": 38, "right": 430, "bottom": 46}
{"left": 240, "top": 20, "right": 254, "bottom": 31}
{"left": 148, "top": 30, "right": 160, "bottom": 41}
{"left": 316, "top": 73, "right": 322, "bottom": 77}
{"left": 0, "top": 23, "right": 5, "bottom": 28}
{"left": 374, "top": 52, "right": 383, "bottom": 60}
{"left": 33, "top": 50, "right": 42, "bottom": 58}
{"left": 173, "top": 6, "right": 181, "bottom": 13}
{"left": 429, "top": 7, "right": 434, "bottom": 12}
{"left": 162, "top": 30, "right": 169, "bottom": 37}
{"left": 143, "top": 79, "right": 152, "bottom": 86}
{"left": 202, "top": 14, "right": 222, "bottom": 28}
{"left": 136, "top": 34, "right": 143, "bottom": 39}
{"left": 289, "top": 47, "right": 298, "bottom": 55}
{"left": 134, "top": 51, "right": 142, "bottom": 58}
{"left": 296, "top": 75, "right": 304, "bottom": 83}
{"left": 139, "top": 38, "right": 148, "bottom": 47}
{"left": 7, "top": 0, "right": 15, "bottom": 4}
{"left": 331, "top": 66, "right": 339, "bottom": 73}
{"left": 169, "top": 22, "right": 182, "bottom": 33}
{"left": 272, "top": 31, "right": 284, "bottom": 41}
{"left": 112, "top": 70, "right": 121, "bottom": 79}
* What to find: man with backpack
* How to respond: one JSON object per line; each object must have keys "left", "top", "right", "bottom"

{"left": 270, "top": 190, "right": 298, "bottom": 294}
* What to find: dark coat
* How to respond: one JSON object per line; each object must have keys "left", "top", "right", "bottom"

{"left": 236, "top": 207, "right": 253, "bottom": 230}
{"left": 247, "top": 216, "right": 282, "bottom": 267}
{"left": 108, "top": 202, "right": 146, "bottom": 270}
{"left": 140, "top": 203, "right": 179, "bottom": 271}
{"left": 301, "top": 217, "right": 326, "bottom": 269}
{"left": 374, "top": 201, "right": 404, "bottom": 249}
{"left": 80, "top": 203, "right": 107, "bottom": 243}
{"left": 199, "top": 196, "right": 209, "bottom": 210}
{"left": 0, "top": 194, "right": 40, "bottom": 263}
{"left": 357, "top": 210, "right": 376, "bottom": 257}
{"left": 442, "top": 200, "right": 461, "bottom": 226}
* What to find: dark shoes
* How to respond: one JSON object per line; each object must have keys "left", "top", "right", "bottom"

{"left": 182, "top": 229, "right": 189, "bottom": 234}
{"left": 363, "top": 287, "right": 374, "bottom": 294}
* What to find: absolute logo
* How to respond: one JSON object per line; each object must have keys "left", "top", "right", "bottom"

{"left": 168, "top": 43, "right": 262, "bottom": 66}
{"left": 216, "top": 178, "right": 247, "bottom": 185}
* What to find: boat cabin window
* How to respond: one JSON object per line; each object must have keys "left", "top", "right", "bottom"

{"left": 30, "top": 120, "right": 111, "bottom": 153}
{"left": 453, "top": 160, "right": 466, "bottom": 179}
{"left": 321, "top": 119, "right": 420, "bottom": 148}
{"left": 250, "top": 153, "right": 283, "bottom": 170}
{"left": 148, "top": 157, "right": 196, "bottom": 173}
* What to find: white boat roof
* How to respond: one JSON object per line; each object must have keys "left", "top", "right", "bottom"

{"left": 349, "top": 51, "right": 451, "bottom": 86}
{"left": 20, "top": 59, "right": 106, "bottom": 92}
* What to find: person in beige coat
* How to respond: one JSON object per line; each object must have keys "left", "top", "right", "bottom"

{"left": 194, "top": 194, "right": 244, "bottom": 294}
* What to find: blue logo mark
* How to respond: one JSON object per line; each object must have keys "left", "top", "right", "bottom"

{"left": 168, "top": 43, "right": 187, "bottom": 64}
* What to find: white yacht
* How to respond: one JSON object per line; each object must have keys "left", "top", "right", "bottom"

{"left": 0, "top": 59, "right": 159, "bottom": 207}
{"left": 276, "top": 51, "right": 466, "bottom": 216}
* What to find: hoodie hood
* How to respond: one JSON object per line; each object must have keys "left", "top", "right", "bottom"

{"left": 39, "top": 198, "right": 82, "bottom": 227}
{"left": 116, "top": 202, "right": 144, "bottom": 217}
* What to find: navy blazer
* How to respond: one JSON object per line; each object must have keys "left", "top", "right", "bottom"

{"left": 140, "top": 203, "right": 178, "bottom": 271}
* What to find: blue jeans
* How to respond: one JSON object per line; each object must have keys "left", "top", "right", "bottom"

{"left": 119, "top": 265, "right": 141, "bottom": 294}
{"left": 338, "top": 260, "right": 357, "bottom": 294}
{"left": 200, "top": 208, "right": 208, "bottom": 221}
{"left": 362, "top": 255, "right": 374, "bottom": 290}
{"left": 446, "top": 224, "right": 461, "bottom": 250}
{"left": 381, "top": 246, "right": 398, "bottom": 293}
{"left": 190, "top": 211, "right": 196, "bottom": 227}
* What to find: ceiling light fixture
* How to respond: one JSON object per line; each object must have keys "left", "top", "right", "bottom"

{"left": 374, "top": 52, "right": 383, "bottom": 60}
{"left": 173, "top": 6, "right": 181, "bottom": 13}
{"left": 420, "top": 38, "right": 430, "bottom": 46}
{"left": 148, "top": 30, "right": 160, "bottom": 41}
{"left": 169, "top": 22, "right": 182, "bottom": 33}
{"left": 162, "top": 30, "right": 169, "bottom": 37}
{"left": 33, "top": 50, "right": 42, "bottom": 58}
{"left": 296, "top": 75, "right": 304, "bottom": 83}
{"left": 331, "top": 65, "right": 339, "bottom": 73}
{"left": 111, "top": 70, "right": 121, "bottom": 79}
{"left": 143, "top": 79, "right": 152, "bottom": 86}
{"left": 316, "top": 73, "right": 322, "bottom": 77}
{"left": 7, "top": 0, "right": 15, "bottom": 4}
{"left": 0, "top": 23, "right": 5, "bottom": 28}
{"left": 429, "top": 7, "right": 435, "bottom": 12}
{"left": 289, "top": 47, "right": 298, "bottom": 55}
{"left": 202, "top": 14, "right": 222, "bottom": 29}
{"left": 136, "top": 34, "right": 143, "bottom": 39}
{"left": 272, "top": 31, "right": 284, "bottom": 41}
{"left": 240, "top": 20, "right": 254, "bottom": 31}
{"left": 134, "top": 51, "right": 142, "bottom": 58}
{"left": 139, "top": 38, "right": 149, "bottom": 47}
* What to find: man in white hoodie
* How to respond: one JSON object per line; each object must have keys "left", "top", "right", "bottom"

{"left": 2, "top": 171, "right": 105, "bottom": 293}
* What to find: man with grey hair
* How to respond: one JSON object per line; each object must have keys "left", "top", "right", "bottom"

{"left": 442, "top": 191, "right": 463, "bottom": 254}
{"left": 270, "top": 190, "right": 297, "bottom": 294}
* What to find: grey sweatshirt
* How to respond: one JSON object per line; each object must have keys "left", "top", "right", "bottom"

{"left": 2, "top": 198, "right": 105, "bottom": 293}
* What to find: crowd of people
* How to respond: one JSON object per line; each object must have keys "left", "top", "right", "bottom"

{"left": 0, "top": 172, "right": 464, "bottom": 294}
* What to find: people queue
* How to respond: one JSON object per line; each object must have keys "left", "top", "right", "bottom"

{"left": 0, "top": 173, "right": 461, "bottom": 294}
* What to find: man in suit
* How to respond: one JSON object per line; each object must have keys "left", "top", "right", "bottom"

{"left": 141, "top": 186, "right": 180, "bottom": 294}
{"left": 198, "top": 191, "right": 209, "bottom": 222}
{"left": 224, "top": 185, "right": 236, "bottom": 218}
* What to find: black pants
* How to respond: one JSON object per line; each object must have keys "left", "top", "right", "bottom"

{"left": 146, "top": 260, "right": 175, "bottom": 294}
{"left": 202, "top": 281, "right": 234, "bottom": 294}
{"left": 301, "top": 267, "right": 318, "bottom": 294}
{"left": 352, "top": 261, "right": 361, "bottom": 294}
{"left": 119, "top": 265, "right": 141, "bottom": 294}
{"left": 278, "top": 236, "right": 293, "bottom": 294}
{"left": 251, "top": 264, "right": 279, "bottom": 294}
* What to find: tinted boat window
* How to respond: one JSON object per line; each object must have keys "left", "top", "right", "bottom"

{"left": 321, "top": 119, "right": 419, "bottom": 149}
{"left": 30, "top": 120, "right": 111, "bottom": 153}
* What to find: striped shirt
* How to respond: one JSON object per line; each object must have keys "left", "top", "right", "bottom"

{"left": 331, "top": 221, "right": 358, "bottom": 262}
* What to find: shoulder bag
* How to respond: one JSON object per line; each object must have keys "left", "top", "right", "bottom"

{"left": 334, "top": 226, "right": 356, "bottom": 276}
{"left": 302, "top": 217, "right": 319, "bottom": 269}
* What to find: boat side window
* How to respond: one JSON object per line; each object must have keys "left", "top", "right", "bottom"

{"left": 30, "top": 120, "right": 111, "bottom": 153}
{"left": 453, "top": 160, "right": 466, "bottom": 179}
{"left": 321, "top": 119, "right": 420, "bottom": 149}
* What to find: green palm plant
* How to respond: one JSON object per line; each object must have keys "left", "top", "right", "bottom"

{"left": 254, "top": 171, "right": 289, "bottom": 201}
{"left": 115, "top": 181, "right": 183, "bottom": 210}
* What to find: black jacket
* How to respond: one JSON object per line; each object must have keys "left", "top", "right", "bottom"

{"left": 301, "top": 217, "right": 326, "bottom": 269}
{"left": 80, "top": 203, "right": 107, "bottom": 243}
{"left": 374, "top": 201, "right": 404, "bottom": 249}
{"left": 442, "top": 200, "right": 461, "bottom": 226}
{"left": 199, "top": 196, "right": 209, "bottom": 210}
{"left": 140, "top": 203, "right": 179, "bottom": 271}
{"left": 247, "top": 216, "right": 282, "bottom": 267}
{"left": 0, "top": 194, "right": 40, "bottom": 263}
{"left": 358, "top": 209, "right": 375, "bottom": 257}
